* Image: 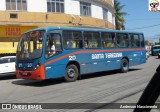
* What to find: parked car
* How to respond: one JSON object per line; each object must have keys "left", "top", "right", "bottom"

{"left": 151, "top": 45, "right": 160, "bottom": 56}
{"left": 0, "top": 56, "right": 16, "bottom": 76}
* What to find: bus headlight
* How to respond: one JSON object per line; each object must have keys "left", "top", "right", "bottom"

{"left": 34, "top": 62, "right": 41, "bottom": 70}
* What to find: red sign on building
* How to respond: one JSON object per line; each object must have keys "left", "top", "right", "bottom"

{"left": 5, "top": 27, "right": 21, "bottom": 37}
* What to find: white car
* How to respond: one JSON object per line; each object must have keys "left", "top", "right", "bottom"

{"left": 0, "top": 56, "right": 16, "bottom": 76}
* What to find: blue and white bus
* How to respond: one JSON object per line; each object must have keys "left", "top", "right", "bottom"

{"left": 16, "top": 26, "right": 146, "bottom": 82}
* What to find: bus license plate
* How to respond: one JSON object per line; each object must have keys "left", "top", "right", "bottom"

{"left": 22, "top": 72, "right": 28, "bottom": 76}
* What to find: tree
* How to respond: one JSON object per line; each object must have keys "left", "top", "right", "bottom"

{"left": 114, "top": 0, "right": 127, "bottom": 30}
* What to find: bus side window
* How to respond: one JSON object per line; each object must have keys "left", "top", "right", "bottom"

{"left": 93, "top": 32, "right": 101, "bottom": 48}
{"left": 45, "top": 33, "right": 62, "bottom": 58}
{"left": 63, "top": 31, "right": 72, "bottom": 49}
{"left": 67, "top": 40, "right": 74, "bottom": 48}
{"left": 116, "top": 33, "right": 129, "bottom": 48}
{"left": 139, "top": 34, "right": 144, "bottom": 47}
{"left": 63, "top": 31, "right": 83, "bottom": 49}
{"left": 78, "top": 40, "right": 83, "bottom": 48}
{"left": 130, "top": 34, "right": 140, "bottom": 48}
{"left": 85, "top": 40, "right": 89, "bottom": 48}
{"left": 84, "top": 32, "right": 91, "bottom": 48}
{"left": 45, "top": 34, "right": 55, "bottom": 58}
{"left": 54, "top": 34, "right": 62, "bottom": 52}
{"left": 102, "top": 32, "right": 115, "bottom": 48}
{"left": 84, "top": 32, "right": 101, "bottom": 48}
{"left": 73, "top": 31, "right": 83, "bottom": 48}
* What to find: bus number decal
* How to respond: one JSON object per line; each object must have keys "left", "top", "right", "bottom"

{"left": 19, "top": 63, "right": 23, "bottom": 67}
{"left": 69, "top": 56, "right": 76, "bottom": 60}
{"left": 27, "top": 63, "right": 32, "bottom": 68}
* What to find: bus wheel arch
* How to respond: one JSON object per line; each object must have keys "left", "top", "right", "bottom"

{"left": 65, "top": 61, "right": 80, "bottom": 82}
{"left": 120, "top": 57, "right": 129, "bottom": 73}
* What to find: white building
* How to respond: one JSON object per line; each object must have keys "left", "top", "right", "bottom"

{"left": 0, "top": 0, "right": 115, "bottom": 54}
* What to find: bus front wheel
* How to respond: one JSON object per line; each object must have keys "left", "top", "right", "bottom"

{"left": 65, "top": 64, "right": 79, "bottom": 82}
{"left": 120, "top": 58, "right": 129, "bottom": 73}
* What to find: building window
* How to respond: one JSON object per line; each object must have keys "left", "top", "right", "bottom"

{"left": 47, "top": 0, "right": 64, "bottom": 13}
{"left": 10, "top": 13, "right": 18, "bottom": 19}
{"left": 80, "top": 1, "right": 91, "bottom": 16}
{"left": 6, "top": 0, "right": 27, "bottom": 11}
{"left": 103, "top": 8, "right": 108, "bottom": 21}
{"left": 112, "top": 15, "right": 115, "bottom": 25}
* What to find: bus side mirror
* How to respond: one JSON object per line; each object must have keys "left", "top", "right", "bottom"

{"left": 39, "top": 37, "right": 43, "bottom": 42}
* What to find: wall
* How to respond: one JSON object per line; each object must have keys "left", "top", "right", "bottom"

{"left": 108, "top": 11, "right": 113, "bottom": 23}
{"left": 0, "top": 0, "right": 115, "bottom": 54}
{"left": 27, "top": 0, "right": 47, "bottom": 12}
{"left": 92, "top": 2, "right": 103, "bottom": 19}
{"left": 0, "top": 0, "right": 6, "bottom": 11}
{"left": 65, "top": 0, "right": 80, "bottom": 15}
{"left": 0, "top": 0, "right": 115, "bottom": 25}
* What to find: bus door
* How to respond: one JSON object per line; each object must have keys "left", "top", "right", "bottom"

{"left": 44, "top": 31, "right": 63, "bottom": 79}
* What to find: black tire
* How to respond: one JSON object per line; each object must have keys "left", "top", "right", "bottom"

{"left": 120, "top": 58, "right": 129, "bottom": 73}
{"left": 64, "top": 64, "right": 79, "bottom": 82}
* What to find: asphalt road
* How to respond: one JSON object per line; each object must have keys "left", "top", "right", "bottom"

{"left": 0, "top": 56, "right": 159, "bottom": 112}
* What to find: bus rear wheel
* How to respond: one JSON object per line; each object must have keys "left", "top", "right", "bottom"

{"left": 65, "top": 64, "right": 79, "bottom": 82}
{"left": 120, "top": 58, "right": 129, "bottom": 73}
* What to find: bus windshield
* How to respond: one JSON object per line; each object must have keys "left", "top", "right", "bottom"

{"left": 17, "top": 30, "right": 45, "bottom": 60}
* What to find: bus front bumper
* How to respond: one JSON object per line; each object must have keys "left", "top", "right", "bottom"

{"left": 16, "top": 65, "right": 45, "bottom": 80}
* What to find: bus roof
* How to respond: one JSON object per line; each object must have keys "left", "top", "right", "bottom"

{"left": 25, "top": 26, "right": 144, "bottom": 34}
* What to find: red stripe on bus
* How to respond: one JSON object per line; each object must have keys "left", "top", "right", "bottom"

{"left": 44, "top": 48, "right": 145, "bottom": 66}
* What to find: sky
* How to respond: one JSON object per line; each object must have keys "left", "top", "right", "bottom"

{"left": 119, "top": 0, "right": 160, "bottom": 42}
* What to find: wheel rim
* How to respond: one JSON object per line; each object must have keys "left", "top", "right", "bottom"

{"left": 67, "top": 68, "right": 76, "bottom": 78}
{"left": 123, "top": 61, "right": 128, "bottom": 71}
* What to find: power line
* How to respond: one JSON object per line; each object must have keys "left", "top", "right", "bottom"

{"left": 127, "top": 18, "right": 160, "bottom": 21}
{"left": 127, "top": 23, "right": 160, "bottom": 30}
